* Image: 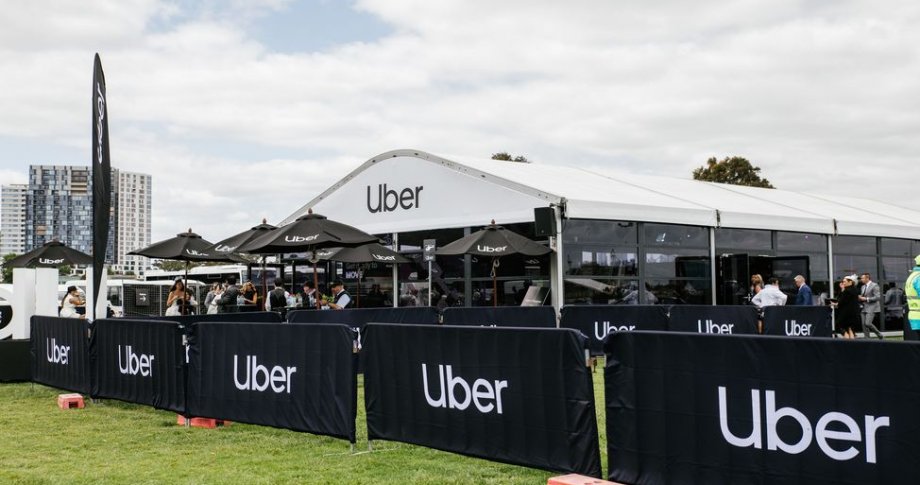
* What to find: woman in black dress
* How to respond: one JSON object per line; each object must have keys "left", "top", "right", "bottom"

{"left": 835, "top": 275, "right": 861, "bottom": 339}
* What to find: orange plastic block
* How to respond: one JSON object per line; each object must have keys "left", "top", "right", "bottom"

{"left": 176, "top": 415, "right": 231, "bottom": 428}
{"left": 57, "top": 393, "right": 85, "bottom": 410}
{"left": 548, "top": 474, "right": 623, "bottom": 485}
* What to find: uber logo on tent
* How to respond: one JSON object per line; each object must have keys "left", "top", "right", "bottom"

{"left": 784, "top": 319, "right": 813, "bottom": 336}
{"left": 39, "top": 258, "right": 65, "bottom": 265}
{"left": 118, "top": 345, "right": 155, "bottom": 377}
{"left": 367, "top": 184, "right": 423, "bottom": 213}
{"left": 285, "top": 234, "right": 319, "bottom": 243}
{"left": 422, "top": 363, "right": 508, "bottom": 414}
{"left": 233, "top": 355, "right": 297, "bottom": 393}
{"left": 46, "top": 338, "right": 70, "bottom": 364}
{"left": 718, "top": 386, "right": 890, "bottom": 464}
{"left": 595, "top": 321, "right": 636, "bottom": 340}
{"left": 698, "top": 319, "right": 735, "bottom": 334}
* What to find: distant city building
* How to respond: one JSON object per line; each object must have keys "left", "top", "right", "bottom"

{"left": 0, "top": 184, "right": 28, "bottom": 255}
{"left": 0, "top": 165, "right": 152, "bottom": 275}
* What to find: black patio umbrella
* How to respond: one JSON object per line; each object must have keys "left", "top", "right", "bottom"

{"left": 437, "top": 220, "right": 552, "bottom": 306}
{"left": 207, "top": 218, "right": 277, "bottom": 304}
{"left": 239, "top": 210, "right": 378, "bottom": 308}
{"left": 326, "top": 243, "right": 410, "bottom": 308}
{"left": 129, "top": 229, "right": 243, "bottom": 314}
{"left": 7, "top": 240, "right": 93, "bottom": 268}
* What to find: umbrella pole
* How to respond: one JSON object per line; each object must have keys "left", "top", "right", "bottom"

{"left": 356, "top": 264, "right": 361, "bottom": 308}
{"left": 313, "top": 259, "right": 320, "bottom": 309}
{"left": 491, "top": 257, "right": 499, "bottom": 307}
{"left": 184, "top": 261, "right": 189, "bottom": 315}
{"left": 261, "top": 258, "right": 267, "bottom": 310}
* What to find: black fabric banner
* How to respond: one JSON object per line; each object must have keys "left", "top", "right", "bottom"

{"left": 605, "top": 332, "right": 920, "bottom": 485}
{"left": 668, "top": 305, "right": 759, "bottom": 335}
{"left": 763, "top": 306, "right": 833, "bottom": 337}
{"left": 30, "top": 316, "right": 91, "bottom": 394}
{"left": 0, "top": 339, "right": 32, "bottom": 382}
{"left": 441, "top": 306, "right": 556, "bottom": 328}
{"left": 363, "top": 324, "right": 602, "bottom": 477}
{"left": 188, "top": 323, "right": 357, "bottom": 442}
{"left": 91, "top": 319, "right": 185, "bottom": 413}
{"left": 144, "top": 311, "right": 282, "bottom": 326}
{"left": 92, "top": 53, "right": 112, "bottom": 309}
{"left": 560, "top": 305, "right": 670, "bottom": 355}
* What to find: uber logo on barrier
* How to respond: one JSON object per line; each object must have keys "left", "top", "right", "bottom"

{"left": 698, "top": 319, "right": 735, "bottom": 334}
{"left": 46, "top": 338, "right": 70, "bottom": 364}
{"left": 117, "top": 345, "right": 155, "bottom": 377}
{"left": 233, "top": 355, "right": 297, "bottom": 393}
{"left": 422, "top": 364, "right": 508, "bottom": 414}
{"left": 718, "top": 386, "right": 890, "bottom": 464}
{"left": 784, "top": 319, "right": 813, "bottom": 336}
{"left": 367, "top": 184, "right": 423, "bottom": 213}
{"left": 595, "top": 321, "right": 636, "bottom": 340}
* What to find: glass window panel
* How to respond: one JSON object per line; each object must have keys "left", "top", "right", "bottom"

{"left": 913, "top": 241, "right": 920, "bottom": 257}
{"left": 471, "top": 253, "right": 550, "bottom": 279}
{"left": 564, "top": 279, "right": 638, "bottom": 305}
{"left": 565, "top": 246, "right": 637, "bottom": 276}
{"left": 645, "top": 248, "right": 710, "bottom": 279}
{"left": 834, "top": 236, "right": 876, "bottom": 255}
{"left": 776, "top": 232, "right": 827, "bottom": 253}
{"left": 775, "top": 251, "right": 829, "bottom": 281}
{"left": 646, "top": 279, "right": 712, "bottom": 305}
{"left": 644, "top": 224, "right": 708, "bottom": 248}
{"left": 833, "top": 255, "right": 877, "bottom": 278}
{"left": 714, "top": 228, "right": 771, "bottom": 251}
{"left": 881, "top": 238, "right": 913, "bottom": 256}
{"left": 881, "top": 257, "right": 912, "bottom": 283}
{"left": 470, "top": 278, "right": 551, "bottom": 306}
{"left": 563, "top": 219, "right": 637, "bottom": 246}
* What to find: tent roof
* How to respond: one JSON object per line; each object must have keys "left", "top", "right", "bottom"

{"left": 285, "top": 149, "right": 920, "bottom": 239}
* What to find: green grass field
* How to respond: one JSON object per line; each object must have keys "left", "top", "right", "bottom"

{"left": 0, "top": 370, "right": 607, "bottom": 484}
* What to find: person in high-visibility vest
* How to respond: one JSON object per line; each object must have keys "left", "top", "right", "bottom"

{"left": 906, "top": 254, "right": 920, "bottom": 339}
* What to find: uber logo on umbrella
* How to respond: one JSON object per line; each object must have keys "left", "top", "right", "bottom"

{"left": 46, "top": 338, "right": 70, "bottom": 364}
{"left": 39, "top": 258, "right": 65, "bottom": 265}
{"left": 718, "top": 386, "right": 890, "bottom": 464}
{"left": 422, "top": 363, "right": 508, "bottom": 414}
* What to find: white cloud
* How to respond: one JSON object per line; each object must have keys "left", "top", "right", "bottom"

{"left": 0, "top": 0, "right": 919, "bottom": 243}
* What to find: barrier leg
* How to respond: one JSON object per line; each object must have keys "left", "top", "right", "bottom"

{"left": 368, "top": 440, "right": 373, "bottom": 452}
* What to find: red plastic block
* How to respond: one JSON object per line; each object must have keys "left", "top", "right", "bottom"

{"left": 176, "top": 415, "right": 231, "bottom": 428}
{"left": 548, "top": 474, "right": 623, "bottom": 485}
{"left": 57, "top": 393, "right": 85, "bottom": 410}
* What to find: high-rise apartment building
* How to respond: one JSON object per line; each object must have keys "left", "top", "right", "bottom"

{"left": 1, "top": 165, "right": 152, "bottom": 275}
{"left": 0, "top": 184, "right": 28, "bottom": 255}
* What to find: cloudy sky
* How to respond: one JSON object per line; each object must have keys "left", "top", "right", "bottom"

{"left": 1, "top": 0, "right": 917, "bottom": 242}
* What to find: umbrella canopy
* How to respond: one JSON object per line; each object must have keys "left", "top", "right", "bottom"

{"left": 129, "top": 229, "right": 243, "bottom": 263}
{"left": 239, "top": 210, "right": 378, "bottom": 254}
{"left": 207, "top": 218, "right": 276, "bottom": 255}
{"left": 436, "top": 221, "right": 552, "bottom": 257}
{"left": 329, "top": 243, "right": 410, "bottom": 264}
{"left": 7, "top": 240, "right": 93, "bottom": 268}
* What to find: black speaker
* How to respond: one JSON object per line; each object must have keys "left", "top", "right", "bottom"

{"left": 534, "top": 207, "right": 556, "bottom": 237}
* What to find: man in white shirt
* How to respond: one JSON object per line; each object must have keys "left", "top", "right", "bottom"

{"left": 327, "top": 280, "right": 351, "bottom": 310}
{"left": 752, "top": 277, "right": 789, "bottom": 308}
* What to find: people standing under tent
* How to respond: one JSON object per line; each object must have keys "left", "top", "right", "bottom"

{"left": 165, "top": 278, "right": 188, "bottom": 317}
{"left": 793, "top": 275, "right": 814, "bottom": 305}
{"left": 203, "top": 283, "right": 220, "bottom": 312}
{"left": 833, "top": 275, "right": 861, "bottom": 339}
{"left": 240, "top": 281, "right": 258, "bottom": 310}
{"left": 301, "top": 281, "right": 319, "bottom": 309}
{"left": 906, "top": 255, "right": 920, "bottom": 340}
{"left": 749, "top": 274, "right": 764, "bottom": 303}
{"left": 59, "top": 285, "right": 84, "bottom": 319}
{"left": 752, "top": 277, "right": 788, "bottom": 333}
{"left": 207, "top": 283, "right": 223, "bottom": 315}
{"left": 858, "top": 273, "right": 884, "bottom": 339}
{"left": 218, "top": 277, "right": 240, "bottom": 313}
{"left": 266, "top": 278, "right": 294, "bottom": 311}
{"left": 327, "top": 280, "right": 351, "bottom": 310}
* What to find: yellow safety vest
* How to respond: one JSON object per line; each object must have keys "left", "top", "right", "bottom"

{"left": 907, "top": 270, "right": 920, "bottom": 322}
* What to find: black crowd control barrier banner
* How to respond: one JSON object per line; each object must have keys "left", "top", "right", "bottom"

{"left": 668, "top": 305, "right": 759, "bottom": 335}
{"left": 188, "top": 323, "right": 357, "bottom": 442}
{"left": 288, "top": 307, "right": 439, "bottom": 346}
{"left": 763, "top": 305, "right": 833, "bottom": 337}
{"left": 363, "top": 324, "right": 602, "bottom": 477}
{"left": 0, "top": 339, "right": 31, "bottom": 381}
{"left": 30, "top": 316, "right": 91, "bottom": 394}
{"left": 605, "top": 332, "right": 920, "bottom": 485}
{"left": 91, "top": 319, "right": 186, "bottom": 413}
{"left": 146, "top": 311, "right": 282, "bottom": 326}
{"left": 441, "top": 306, "right": 556, "bottom": 328}
{"left": 560, "top": 305, "right": 669, "bottom": 355}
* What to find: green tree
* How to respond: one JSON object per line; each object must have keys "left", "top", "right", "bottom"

{"left": 154, "top": 260, "right": 194, "bottom": 271}
{"left": 2, "top": 253, "right": 16, "bottom": 283}
{"left": 692, "top": 156, "right": 775, "bottom": 188}
{"left": 491, "top": 152, "right": 530, "bottom": 163}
